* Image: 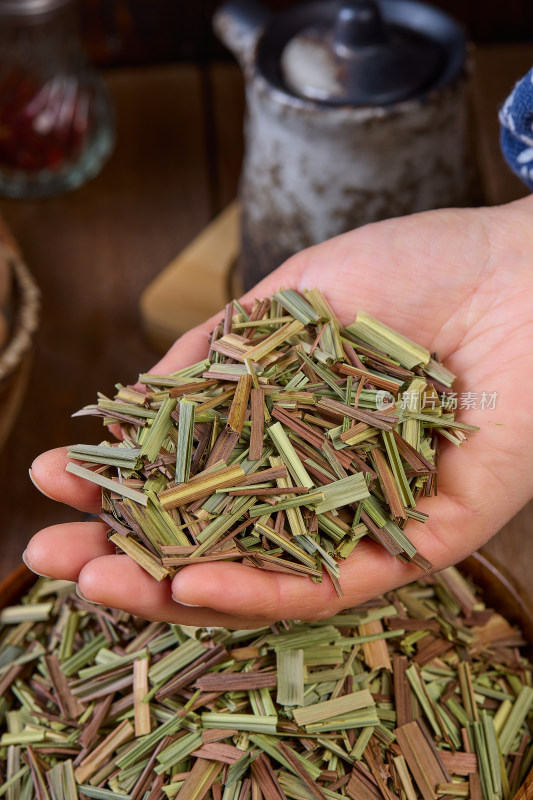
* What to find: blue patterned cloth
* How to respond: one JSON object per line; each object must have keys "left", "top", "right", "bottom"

{"left": 500, "top": 68, "right": 533, "bottom": 190}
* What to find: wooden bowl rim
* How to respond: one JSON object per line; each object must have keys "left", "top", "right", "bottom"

{"left": 0, "top": 245, "right": 40, "bottom": 385}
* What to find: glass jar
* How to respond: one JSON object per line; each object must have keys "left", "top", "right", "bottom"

{"left": 0, "top": 0, "right": 115, "bottom": 197}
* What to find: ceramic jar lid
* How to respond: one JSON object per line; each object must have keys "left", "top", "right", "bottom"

{"left": 280, "top": 0, "right": 457, "bottom": 105}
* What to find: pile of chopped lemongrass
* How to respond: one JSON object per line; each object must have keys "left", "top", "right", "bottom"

{"left": 66, "top": 290, "right": 478, "bottom": 594}
{"left": 0, "top": 568, "right": 532, "bottom": 800}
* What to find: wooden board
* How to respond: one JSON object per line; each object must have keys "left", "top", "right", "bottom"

{"left": 140, "top": 201, "right": 240, "bottom": 350}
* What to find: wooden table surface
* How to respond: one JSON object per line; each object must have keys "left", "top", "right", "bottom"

{"left": 0, "top": 49, "right": 532, "bottom": 590}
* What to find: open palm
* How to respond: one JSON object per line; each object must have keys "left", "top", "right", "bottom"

{"left": 25, "top": 197, "right": 533, "bottom": 628}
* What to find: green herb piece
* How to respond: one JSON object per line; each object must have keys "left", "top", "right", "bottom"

{"left": 227, "top": 374, "right": 253, "bottom": 435}
{"left": 158, "top": 464, "right": 246, "bottom": 509}
{"left": 394, "top": 754, "right": 418, "bottom": 800}
{"left": 252, "top": 491, "right": 324, "bottom": 517}
{"left": 276, "top": 649, "right": 305, "bottom": 707}
{"left": 292, "top": 689, "right": 375, "bottom": 727}
{"left": 139, "top": 396, "right": 177, "bottom": 462}
{"left": 77, "top": 787, "right": 129, "bottom": 800}
{"left": 424, "top": 357, "right": 456, "bottom": 387}
{"left": 74, "top": 720, "right": 135, "bottom": 783}
{"left": 382, "top": 430, "right": 415, "bottom": 508}
{"left": 314, "top": 473, "right": 370, "bottom": 514}
{"left": 0, "top": 603, "right": 53, "bottom": 624}
{"left": 175, "top": 399, "right": 196, "bottom": 484}
{"left": 400, "top": 377, "right": 426, "bottom": 450}
{"left": 498, "top": 685, "right": 533, "bottom": 755}
{"left": 65, "top": 463, "right": 148, "bottom": 506}
{"left": 109, "top": 534, "right": 170, "bottom": 581}
{"left": 254, "top": 523, "right": 317, "bottom": 569}
{"left": 347, "top": 310, "right": 430, "bottom": 369}
{"left": 273, "top": 289, "right": 320, "bottom": 325}
{"left": 405, "top": 663, "right": 442, "bottom": 738}
{"left": 298, "top": 350, "right": 346, "bottom": 399}
{"left": 201, "top": 713, "right": 278, "bottom": 734}
{"left": 67, "top": 444, "right": 141, "bottom": 470}
{"left": 303, "top": 709, "right": 380, "bottom": 733}
{"left": 268, "top": 422, "right": 314, "bottom": 489}
{"left": 350, "top": 725, "right": 375, "bottom": 760}
{"left": 155, "top": 731, "right": 204, "bottom": 773}
{"left": 246, "top": 320, "right": 305, "bottom": 362}
{"left": 133, "top": 656, "right": 151, "bottom": 737}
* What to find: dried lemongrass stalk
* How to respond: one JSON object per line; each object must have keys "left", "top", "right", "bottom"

{"left": 133, "top": 656, "right": 151, "bottom": 737}
{"left": 347, "top": 310, "right": 430, "bottom": 369}
{"left": 175, "top": 398, "right": 196, "bottom": 484}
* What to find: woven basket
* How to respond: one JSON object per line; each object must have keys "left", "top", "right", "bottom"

{"left": 0, "top": 242, "right": 40, "bottom": 452}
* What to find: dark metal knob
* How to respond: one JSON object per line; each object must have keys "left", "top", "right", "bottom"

{"left": 334, "top": 0, "right": 388, "bottom": 51}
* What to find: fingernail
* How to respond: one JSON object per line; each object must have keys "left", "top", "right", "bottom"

{"left": 172, "top": 595, "right": 201, "bottom": 608}
{"left": 22, "top": 549, "right": 52, "bottom": 578}
{"left": 76, "top": 585, "right": 103, "bottom": 605}
{"left": 28, "top": 468, "right": 56, "bottom": 501}
{"left": 172, "top": 573, "right": 201, "bottom": 607}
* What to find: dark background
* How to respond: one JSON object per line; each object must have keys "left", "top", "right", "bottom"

{"left": 80, "top": 0, "right": 533, "bottom": 67}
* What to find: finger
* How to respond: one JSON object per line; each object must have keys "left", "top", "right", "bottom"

{"left": 30, "top": 447, "right": 101, "bottom": 513}
{"left": 170, "top": 539, "right": 421, "bottom": 620}
{"left": 23, "top": 522, "right": 114, "bottom": 581}
{"left": 78, "top": 555, "right": 274, "bottom": 629}
{"left": 170, "top": 489, "right": 484, "bottom": 622}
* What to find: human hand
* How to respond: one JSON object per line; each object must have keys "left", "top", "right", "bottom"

{"left": 24, "top": 197, "right": 533, "bottom": 627}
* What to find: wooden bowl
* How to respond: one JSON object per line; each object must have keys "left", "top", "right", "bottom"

{"left": 0, "top": 241, "right": 40, "bottom": 452}
{"left": 1, "top": 551, "right": 532, "bottom": 799}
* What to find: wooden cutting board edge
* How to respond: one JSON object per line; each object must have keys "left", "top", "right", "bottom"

{"left": 140, "top": 201, "right": 240, "bottom": 352}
